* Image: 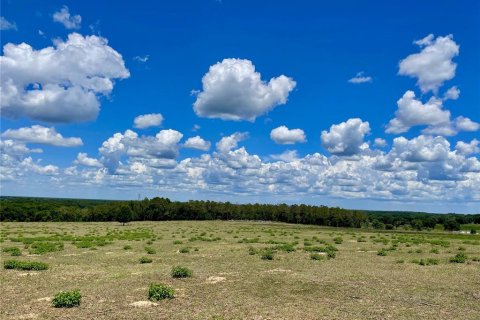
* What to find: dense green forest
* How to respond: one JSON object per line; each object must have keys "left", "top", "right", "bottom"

{"left": 1, "top": 196, "right": 479, "bottom": 231}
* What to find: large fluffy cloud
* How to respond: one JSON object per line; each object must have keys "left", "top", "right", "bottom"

{"left": 193, "top": 58, "right": 296, "bottom": 121}
{"left": 0, "top": 33, "right": 129, "bottom": 123}
{"left": 386, "top": 90, "right": 479, "bottom": 136}
{"left": 399, "top": 34, "right": 459, "bottom": 93}
{"left": 270, "top": 126, "right": 306, "bottom": 144}
{"left": 321, "top": 118, "right": 370, "bottom": 156}
{"left": 133, "top": 113, "right": 164, "bottom": 129}
{"left": 99, "top": 129, "right": 183, "bottom": 173}
{"left": 1, "top": 125, "right": 83, "bottom": 147}
{"left": 386, "top": 91, "right": 450, "bottom": 134}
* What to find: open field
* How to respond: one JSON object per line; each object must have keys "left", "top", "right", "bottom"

{"left": 1, "top": 221, "right": 479, "bottom": 320}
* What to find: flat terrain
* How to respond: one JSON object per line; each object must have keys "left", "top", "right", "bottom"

{"left": 1, "top": 221, "right": 479, "bottom": 319}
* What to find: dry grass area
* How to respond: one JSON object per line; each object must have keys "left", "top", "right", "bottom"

{"left": 1, "top": 221, "right": 479, "bottom": 319}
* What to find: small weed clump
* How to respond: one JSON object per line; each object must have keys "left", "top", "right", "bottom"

{"left": 412, "top": 258, "right": 439, "bottom": 266}
{"left": 179, "top": 247, "right": 190, "bottom": 253}
{"left": 450, "top": 252, "right": 467, "bottom": 263}
{"left": 2, "top": 246, "right": 21, "bottom": 256}
{"left": 248, "top": 246, "right": 257, "bottom": 255}
{"left": 260, "top": 248, "right": 275, "bottom": 260}
{"left": 29, "top": 242, "right": 64, "bottom": 255}
{"left": 272, "top": 243, "right": 296, "bottom": 252}
{"left": 430, "top": 248, "right": 439, "bottom": 254}
{"left": 333, "top": 237, "right": 343, "bottom": 244}
{"left": 123, "top": 245, "right": 132, "bottom": 250}
{"left": 139, "top": 257, "right": 153, "bottom": 264}
{"left": 310, "top": 253, "right": 325, "bottom": 260}
{"left": 173, "top": 240, "right": 183, "bottom": 245}
{"left": 377, "top": 249, "right": 388, "bottom": 256}
{"left": 52, "top": 290, "right": 81, "bottom": 308}
{"left": 148, "top": 283, "right": 174, "bottom": 301}
{"left": 144, "top": 246, "right": 156, "bottom": 254}
{"left": 171, "top": 266, "right": 193, "bottom": 278}
{"left": 4, "top": 260, "right": 49, "bottom": 270}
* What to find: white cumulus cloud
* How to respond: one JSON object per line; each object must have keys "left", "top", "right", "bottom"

{"left": 133, "top": 113, "right": 164, "bottom": 129}
{"left": 321, "top": 118, "right": 370, "bottom": 156}
{"left": 193, "top": 58, "right": 296, "bottom": 121}
{"left": 270, "top": 126, "right": 306, "bottom": 144}
{"left": 184, "top": 136, "right": 211, "bottom": 151}
{"left": 1, "top": 125, "right": 83, "bottom": 147}
{"left": 0, "top": 33, "right": 129, "bottom": 123}
{"left": 75, "top": 153, "right": 102, "bottom": 167}
{"left": 399, "top": 34, "right": 459, "bottom": 93}
{"left": 53, "top": 6, "right": 81, "bottom": 29}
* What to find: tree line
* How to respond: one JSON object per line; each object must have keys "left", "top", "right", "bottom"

{"left": 1, "top": 196, "right": 479, "bottom": 231}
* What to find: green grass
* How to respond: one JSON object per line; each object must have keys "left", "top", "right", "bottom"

{"left": 0, "top": 220, "right": 479, "bottom": 319}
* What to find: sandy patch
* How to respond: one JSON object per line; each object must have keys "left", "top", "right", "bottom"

{"left": 36, "top": 297, "right": 52, "bottom": 302}
{"left": 18, "top": 313, "right": 37, "bottom": 319}
{"left": 19, "top": 272, "right": 39, "bottom": 277}
{"left": 264, "top": 268, "right": 293, "bottom": 273}
{"left": 130, "top": 300, "right": 157, "bottom": 307}
{"left": 105, "top": 252, "right": 114, "bottom": 255}
{"left": 206, "top": 276, "right": 226, "bottom": 283}
{"left": 63, "top": 253, "right": 80, "bottom": 256}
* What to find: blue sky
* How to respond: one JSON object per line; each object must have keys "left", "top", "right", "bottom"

{"left": 1, "top": 0, "right": 479, "bottom": 213}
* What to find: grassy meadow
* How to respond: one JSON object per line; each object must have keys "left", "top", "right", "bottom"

{"left": 1, "top": 221, "right": 479, "bottom": 319}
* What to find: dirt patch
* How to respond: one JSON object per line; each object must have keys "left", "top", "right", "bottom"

{"left": 19, "top": 272, "right": 39, "bottom": 277}
{"left": 36, "top": 297, "right": 52, "bottom": 302}
{"left": 18, "top": 313, "right": 37, "bottom": 319}
{"left": 206, "top": 276, "right": 226, "bottom": 283}
{"left": 264, "top": 268, "right": 293, "bottom": 273}
{"left": 130, "top": 300, "right": 157, "bottom": 307}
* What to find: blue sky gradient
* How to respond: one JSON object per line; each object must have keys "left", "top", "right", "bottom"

{"left": 1, "top": 1, "right": 479, "bottom": 213}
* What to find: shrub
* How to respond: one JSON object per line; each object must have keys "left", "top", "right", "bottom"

{"left": 173, "top": 240, "right": 183, "bottom": 245}
{"left": 333, "top": 237, "right": 343, "bottom": 244}
{"left": 144, "top": 246, "right": 156, "bottom": 254}
{"left": 430, "top": 248, "right": 439, "bottom": 254}
{"left": 310, "top": 253, "right": 325, "bottom": 260}
{"left": 260, "top": 249, "right": 274, "bottom": 260}
{"left": 139, "top": 257, "right": 153, "bottom": 264}
{"left": 450, "top": 252, "right": 468, "bottom": 263}
{"left": 52, "top": 290, "right": 81, "bottom": 308}
{"left": 148, "top": 283, "right": 174, "bottom": 301}
{"left": 377, "top": 249, "right": 388, "bottom": 256}
{"left": 272, "top": 243, "right": 296, "bottom": 252}
{"left": 179, "top": 247, "right": 190, "bottom": 253}
{"left": 123, "top": 245, "right": 132, "bottom": 250}
{"left": 418, "top": 258, "right": 439, "bottom": 266}
{"left": 4, "top": 260, "right": 49, "bottom": 270}
{"left": 171, "top": 266, "right": 192, "bottom": 278}
{"left": 29, "top": 242, "right": 64, "bottom": 255}
{"left": 2, "top": 246, "right": 21, "bottom": 256}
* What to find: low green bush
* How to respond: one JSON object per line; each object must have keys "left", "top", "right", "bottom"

{"left": 4, "top": 260, "right": 48, "bottom": 270}
{"left": 310, "top": 253, "right": 325, "bottom": 260}
{"left": 52, "top": 290, "right": 81, "bottom": 308}
{"left": 29, "top": 242, "right": 64, "bottom": 255}
{"left": 139, "top": 257, "right": 153, "bottom": 264}
{"left": 123, "top": 245, "right": 132, "bottom": 250}
{"left": 450, "top": 252, "right": 467, "bottom": 263}
{"left": 171, "top": 266, "right": 192, "bottom": 278}
{"left": 179, "top": 247, "right": 190, "bottom": 253}
{"left": 148, "top": 283, "right": 174, "bottom": 301}
{"left": 333, "top": 237, "right": 343, "bottom": 244}
{"left": 377, "top": 249, "right": 388, "bottom": 256}
{"left": 2, "top": 246, "right": 21, "bottom": 256}
{"left": 173, "top": 240, "right": 183, "bottom": 245}
{"left": 144, "top": 246, "right": 156, "bottom": 254}
{"left": 259, "top": 248, "right": 275, "bottom": 260}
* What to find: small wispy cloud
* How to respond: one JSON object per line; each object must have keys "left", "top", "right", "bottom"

{"left": 1, "top": 16, "right": 17, "bottom": 31}
{"left": 133, "top": 55, "right": 149, "bottom": 63}
{"left": 348, "top": 71, "right": 373, "bottom": 84}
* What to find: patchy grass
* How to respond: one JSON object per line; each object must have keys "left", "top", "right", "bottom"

{"left": 0, "top": 221, "right": 479, "bottom": 319}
